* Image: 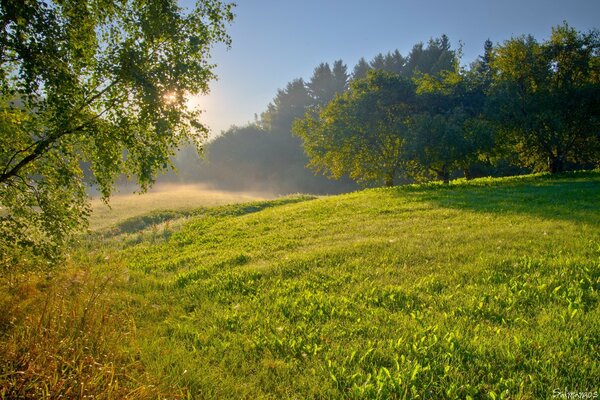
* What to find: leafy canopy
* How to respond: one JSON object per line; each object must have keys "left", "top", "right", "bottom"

{"left": 294, "top": 70, "right": 417, "bottom": 187}
{"left": 0, "top": 0, "right": 234, "bottom": 268}
{"left": 411, "top": 67, "right": 494, "bottom": 182}
{"left": 490, "top": 23, "right": 600, "bottom": 172}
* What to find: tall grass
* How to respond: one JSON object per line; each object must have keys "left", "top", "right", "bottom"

{"left": 0, "top": 262, "right": 174, "bottom": 399}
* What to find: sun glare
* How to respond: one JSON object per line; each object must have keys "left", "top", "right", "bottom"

{"left": 163, "top": 91, "right": 178, "bottom": 105}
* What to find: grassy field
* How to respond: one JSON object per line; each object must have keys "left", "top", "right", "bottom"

{"left": 2, "top": 172, "right": 599, "bottom": 399}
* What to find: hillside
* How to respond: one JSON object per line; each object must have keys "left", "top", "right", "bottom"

{"left": 2, "top": 172, "right": 599, "bottom": 399}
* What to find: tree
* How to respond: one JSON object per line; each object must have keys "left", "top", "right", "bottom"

{"left": 0, "top": 0, "right": 234, "bottom": 268}
{"left": 261, "top": 78, "right": 312, "bottom": 133}
{"left": 331, "top": 60, "right": 350, "bottom": 98}
{"left": 471, "top": 39, "right": 494, "bottom": 81}
{"left": 411, "top": 61, "right": 494, "bottom": 183}
{"left": 352, "top": 57, "right": 371, "bottom": 80}
{"left": 490, "top": 24, "right": 600, "bottom": 173}
{"left": 306, "top": 63, "right": 335, "bottom": 108}
{"left": 383, "top": 50, "right": 405, "bottom": 75}
{"left": 294, "top": 70, "right": 416, "bottom": 187}
{"left": 306, "top": 60, "right": 348, "bottom": 109}
{"left": 370, "top": 53, "right": 386, "bottom": 70}
{"left": 404, "top": 35, "right": 456, "bottom": 77}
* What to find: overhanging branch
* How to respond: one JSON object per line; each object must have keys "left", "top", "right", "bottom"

{"left": 0, "top": 80, "right": 120, "bottom": 184}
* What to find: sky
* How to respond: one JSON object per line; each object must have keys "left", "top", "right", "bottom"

{"left": 184, "top": 0, "right": 600, "bottom": 136}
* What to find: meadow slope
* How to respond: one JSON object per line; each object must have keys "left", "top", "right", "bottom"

{"left": 3, "top": 172, "right": 599, "bottom": 399}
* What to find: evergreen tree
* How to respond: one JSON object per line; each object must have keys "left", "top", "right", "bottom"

{"left": 307, "top": 60, "right": 349, "bottom": 108}
{"left": 370, "top": 53, "right": 386, "bottom": 70}
{"left": 384, "top": 50, "right": 406, "bottom": 74}
{"left": 261, "top": 79, "right": 312, "bottom": 133}
{"left": 352, "top": 57, "right": 371, "bottom": 80}
{"left": 331, "top": 60, "right": 350, "bottom": 96}
{"left": 404, "top": 35, "right": 456, "bottom": 76}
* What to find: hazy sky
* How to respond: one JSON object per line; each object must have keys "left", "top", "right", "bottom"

{"left": 184, "top": 0, "right": 600, "bottom": 136}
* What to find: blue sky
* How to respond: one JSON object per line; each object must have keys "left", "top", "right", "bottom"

{"left": 184, "top": 0, "right": 600, "bottom": 135}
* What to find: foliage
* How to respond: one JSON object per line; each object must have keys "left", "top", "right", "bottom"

{"left": 193, "top": 123, "right": 356, "bottom": 194}
{"left": 294, "top": 70, "right": 417, "bottom": 187}
{"left": 403, "top": 34, "right": 456, "bottom": 77}
{"left": 351, "top": 36, "right": 456, "bottom": 81}
{"left": 293, "top": 35, "right": 498, "bottom": 187}
{"left": 261, "top": 79, "right": 313, "bottom": 133}
{"left": 411, "top": 68, "right": 494, "bottom": 182}
{"left": 0, "top": 0, "right": 234, "bottom": 268}
{"left": 306, "top": 60, "right": 349, "bottom": 108}
{"left": 190, "top": 35, "right": 459, "bottom": 193}
{"left": 490, "top": 23, "right": 600, "bottom": 172}
{"left": 294, "top": 26, "right": 598, "bottom": 188}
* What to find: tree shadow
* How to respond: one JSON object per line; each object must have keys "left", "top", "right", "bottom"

{"left": 99, "top": 195, "right": 317, "bottom": 237}
{"left": 395, "top": 172, "right": 600, "bottom": 225}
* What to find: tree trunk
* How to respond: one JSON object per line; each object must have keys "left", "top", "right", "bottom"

{"left": 384, "top": 173, "right": 394, "bottom": 187}
{"left": 548, "top": 154, "right": 564, "bottom": 174}
{"left": 463, "top": 167, "right": 472, "bottom": 180}
{"left": 436, "top": 168, "right": 450, "bottom": 184}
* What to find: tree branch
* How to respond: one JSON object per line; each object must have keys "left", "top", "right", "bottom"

{"left": 2, "top": 141, "right": 37, "bottom": 176}
{"left": 0, "top": 80, "right": 120, "bottom": 185}
{"left": 0, "top": 134, "right": 55, "bottom": 184}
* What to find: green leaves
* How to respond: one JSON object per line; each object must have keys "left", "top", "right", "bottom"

{"left": 0, "top": 0, "right": 234, "bottom": 269}
{"left": 294, "top": 70, "right": 417, "bottom": 187}
{"left": 490, "top": 23, "right": 600, "bottom": 172}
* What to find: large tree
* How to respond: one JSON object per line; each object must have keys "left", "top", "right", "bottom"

{"left": 0, "top": 0, "right": 234, "bottom": 267}
{"left": 411, "top": 64, "right": 494, "bottom": 183}
{"left": 490, "top": 24, "right": 600, "bottom": 173}
{"left": 294, "top": 70, "right": 416, "bottom": 187}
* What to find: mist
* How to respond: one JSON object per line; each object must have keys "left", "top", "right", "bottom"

{"left": 156, "top": 40, "right": 467, "bottom": 194}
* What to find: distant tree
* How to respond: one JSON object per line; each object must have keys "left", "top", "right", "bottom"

{"left": 307, "top": 63, "right": 335, "bottom": 108}
{"left": 198, "top": 122, "right": 357, "bottom": 194}
{"left": 202, "top": 63, "right": 356, "bottom": 195}
{"left": 307, "top": 60, "right": 349, "bottom": 108}
{"left": 331, "top": 60, "right": 350, "bottom": 97}
{"left": 411, "top": 52, "right": 494, "bottom": 182}
{"left": 367, "top": 51, "right": 405, "bottom": 75}
{"left": 370, "top": 53, "right": 386, "bottom": 70}
{"left": 261, "top": 78, "right": 313, "bottom": 133}
{"left": 490, "top": 24, "right": 600, "bottom": 172}
{"left": 294, "top": 71, "right": 416, "bottom": 187}
{"left": 472, "top": 39, "right": 494, "bottom": 78}
{"left": 203, "top": 124, "right": 273, "bottom": 188}
{"left": 383, "top": 50, "right": 405, "bottom": 75}
{"left": 404, "top": 35, "right": 456, "bottom": 76}
{"left": 352, "top": 57, "right": 371, "bottom": 80}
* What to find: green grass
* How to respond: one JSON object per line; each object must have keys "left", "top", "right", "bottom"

{"left": 3, "top": 172, "right": 600, "bottom": 399}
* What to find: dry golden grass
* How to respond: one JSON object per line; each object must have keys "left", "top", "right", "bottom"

{"left": 0, "top": 262, "right": 181, "bottom": 399}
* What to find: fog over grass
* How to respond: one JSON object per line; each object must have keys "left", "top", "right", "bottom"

{"left": 89, "top": 183, "right": 273, "bottom": 230}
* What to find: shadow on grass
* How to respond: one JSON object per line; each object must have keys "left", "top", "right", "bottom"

{"left": 393, "top": 171, "right": 600, "bottom": 224}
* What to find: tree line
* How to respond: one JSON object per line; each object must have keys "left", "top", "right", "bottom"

{"left": 192, "top": 35, "right": 462, "bottom": 192}
{"left": 201, "top": 23, "right": 599, "bottom": 190}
